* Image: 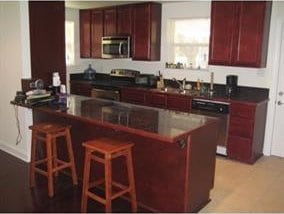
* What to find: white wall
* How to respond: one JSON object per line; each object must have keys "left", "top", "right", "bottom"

{"left": 67, "top": 1, "right": 271, "bottom": 88}
{"left": 0, "top": 2, "right": 32, "bottom": 162}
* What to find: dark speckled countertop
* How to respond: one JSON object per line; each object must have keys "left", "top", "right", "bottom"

{"left": 34, "top": 95, "right": 219, "bottom": 143}
{"left": 70, "top": 73, "right": 269, "bottom": 104}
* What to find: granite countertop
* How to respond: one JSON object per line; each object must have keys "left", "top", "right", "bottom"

{"left": 70, "top": 73, "right": 269, "bottom": 104}
{"left": 35, "top": 95, "right": 218, "bottom": 143}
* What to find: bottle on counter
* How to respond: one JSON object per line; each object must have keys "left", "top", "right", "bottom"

{"left": 52, "top": 72, "right": 61, "bottom": 95}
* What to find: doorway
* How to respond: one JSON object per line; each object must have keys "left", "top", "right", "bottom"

{"left": 271, "top": 22, "right": 284, "bottom": 157}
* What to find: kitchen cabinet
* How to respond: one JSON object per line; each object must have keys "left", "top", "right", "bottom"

{"left": 121, "top": 87, "right": 192, "bottom": 112}
{"left": 227, "top": 101, "right": 267, "bottom": 164}
{"left": 132, "top": 2, "right": 161, "bottom": 61}
{"left": 209, "top": 1, "right": 272, "bottom": 67}
{"left": 117, "top": 5, "right": 132, "bottom": 36}
{"left": 91, "top": 9, "right": 104, "bottom": 58}
{"left": 120, "top": 87, "right": 146, "bottom": 105}
{"left": 80, "top": 10, "right": 92, "bottom": 58}
{"left": 167, "top": 94, "right": 191, "bottom": 112}
{"left": 145, "top": 91, "right": 167, "bottom": 108}
{"left": 104, "top": 8, "right": 117, "bottom": 36}
{"left": 70, "top": 81, "right": 92, "bottom": 97}
{"left": 29, "top": 1, "right": 66, "bottom": 86}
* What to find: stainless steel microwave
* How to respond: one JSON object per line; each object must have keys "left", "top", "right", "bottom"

{"left": 102, "top": 36, "right": 130, "bottom": 59}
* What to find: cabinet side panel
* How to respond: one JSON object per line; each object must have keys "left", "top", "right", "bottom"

{"left": 29, "top": 1, "right": 66, "bottom": 85}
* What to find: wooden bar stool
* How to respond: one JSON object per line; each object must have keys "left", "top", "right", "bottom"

{"left": 81, "top": 137, "right": 137, "bottom": 213}
{"left": 29, "top": 123, "right": 78, "bottom": 197}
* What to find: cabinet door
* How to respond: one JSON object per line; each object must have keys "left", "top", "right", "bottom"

{"left": 120, "top": 88, "right": 146, "bottom": 105}
{"left": 232, "top": 1, "right": 271, "bottom": 67}
{"left": 91, "top": 9, "right": 104, "bottom": 58}
{"left": 132, "top": 3, "right": 161, "bottom": 61}
{"left": 145, "top": 92, "right": 167, "bottom": 108}
{"left": 209, "top": 1, "right": 237, "bottom": 65}
{"left": 80, "top": 10, "right": 92, "bottom": 58}
{"left": 117, "top": 5, "right": 132, "bottom": 36}
{"left": 167, "top": 95, "right": 191, "bottom": 112}
{"left": 104, "top": 8, "right": 117, "bottom": 36}
{"left": 132, "top": 3, "right": 151, "bottom": 60}
{"left": 227, "top": 135, "right": 253, "bottom": 163}
{"left": 70, "top": 81, "right": 92, "bottom": 97}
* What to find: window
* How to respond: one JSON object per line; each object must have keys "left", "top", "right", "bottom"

{"left": 167, "top": 18, "right": 210, "bottom": 69}
{"left": 65, "top": 21, "right": 75, "bottom": 66}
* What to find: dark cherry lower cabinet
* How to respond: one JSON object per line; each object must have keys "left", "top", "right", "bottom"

{"left": 209, "top": 1, "right": 272, "bottom": 67}
{"left": 70, "top": 81, "right": 92, "bottom": 97}
{"left": 120, "top": 87, "right": 191, "bottom": 112}
{"left": 228, "top": 101, "right": 268, "bottom": 164}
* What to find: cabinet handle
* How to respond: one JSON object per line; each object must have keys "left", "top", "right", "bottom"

{"left": 278, "top": 101, "right": 283, "bottom": 106}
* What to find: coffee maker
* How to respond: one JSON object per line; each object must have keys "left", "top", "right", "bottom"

{"left": 226, "top": 75, "right": 238, "bottom": 97}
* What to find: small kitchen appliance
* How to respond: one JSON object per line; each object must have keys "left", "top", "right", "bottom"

{"left": 226, "top": 75, "right": 238, "bottom": 97}
{"left": 102, "top": 36, "right": 130, "bottom": 59}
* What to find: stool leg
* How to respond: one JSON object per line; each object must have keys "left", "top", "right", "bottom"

{"left": 30, "top": 130, "right": 37, "bottom": 188}
{"left": 105, "top": 154, "right": 112, "bottom": 213}
{"left": 52, "top": 138, "right": 59, "bottom": 177}
{"left": 126, "top": 150, "right": 137, "bottom": 212}
{"left": 81, "top": 149, "right": 92, "bottom": 213}
{"left": 46, "top": 134, "right": 54, "bottom": 198}
{"left": 65, "top": 129, "right": 78, "bottom": 185}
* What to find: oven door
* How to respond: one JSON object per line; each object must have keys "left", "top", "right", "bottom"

{"left": 91, "top": 88, "right": 120, "bottom": 101}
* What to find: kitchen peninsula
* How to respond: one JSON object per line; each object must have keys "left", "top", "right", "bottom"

{"left": 29, "top": 95, "right": 220, "bottom": 212}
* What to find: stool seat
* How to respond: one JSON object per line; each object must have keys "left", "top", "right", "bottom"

{"left": 81, "top": 137, "right": 137, "bottom": 213}
{"left": 29, "top": 123, "right": 71, "bottom": 134}
{"left": 83, "top": 138, "right": 134, "bottom": 154}
{"left": 29, "top": 122, "right": 78, "bottom": 198}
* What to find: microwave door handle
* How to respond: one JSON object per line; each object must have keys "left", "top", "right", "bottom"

{"left": 119, "top": 42, "right": 123, "bottom": 55}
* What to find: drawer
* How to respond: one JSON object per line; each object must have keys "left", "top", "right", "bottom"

{"left": 230, "top": 103, "right": 256, "bottom": 119}
{"left": 227, "top": 135, "right": 253, "bottom": 163}
{"left": 229, "top": 117, "right": 254, "bottom": 138}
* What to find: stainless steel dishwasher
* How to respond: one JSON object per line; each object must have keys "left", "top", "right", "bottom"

{"left": 191, "top": 98, "right": 230, "bottom": 156}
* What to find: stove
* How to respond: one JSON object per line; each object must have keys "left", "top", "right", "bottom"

{"left": 91, "top": 69, "right": 140, "bottom": 100}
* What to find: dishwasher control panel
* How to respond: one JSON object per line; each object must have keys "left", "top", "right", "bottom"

{"left": 192, "top": 98, "right": 229, "bottom": 114}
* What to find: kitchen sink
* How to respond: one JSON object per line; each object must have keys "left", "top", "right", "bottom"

{"left": 151, "top": 87, "right": 201, "bottom": 96}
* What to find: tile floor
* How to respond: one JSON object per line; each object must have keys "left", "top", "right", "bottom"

{"left": 200, "top": 155, "right": 284, "bottom": 213}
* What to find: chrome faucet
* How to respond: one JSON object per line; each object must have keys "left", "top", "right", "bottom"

{"left": 172, "top": 78, "right": 186, "bottom": 91}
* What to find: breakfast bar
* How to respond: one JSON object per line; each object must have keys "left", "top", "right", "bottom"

{"left": 31, "top": 95, "right": 220, "bottom": 212}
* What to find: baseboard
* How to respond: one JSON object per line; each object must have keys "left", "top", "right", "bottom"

{"left": 0, "top": 140, "right": 29, "bottom": 162}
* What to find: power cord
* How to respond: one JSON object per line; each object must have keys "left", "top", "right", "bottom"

{"left": 14, "top": 105, "right": 22, "bottom": 145}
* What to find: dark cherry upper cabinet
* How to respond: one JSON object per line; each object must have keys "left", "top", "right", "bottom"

{"left": 91, "top": 9, "right": 104, "bottom": 58}
{"left": 29, "top": 1, "right": 66, "bottom": 86}
{"left": 80, "top": 10, "right": 92, "bottom": 58}
{"left": 104, "top": 8, "right": 117, "bottom": 36}
{"left": 132, "top": 2, "right": 161, "bottom": 61}
{"left": 209, "top": 1, "right": 272, "bottom": 68}
{"left": 117, "top": 5, "right": 132, "bottom": 36}
{"left": 209, "top": 2, "right": 236, "bottom": 65}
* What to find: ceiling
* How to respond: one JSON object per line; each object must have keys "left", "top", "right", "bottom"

{"left": 65, "top": 1, "right": 148, "bottom": 9}
{"left": 65, "top": 1, "right": 180, "bottom": 9}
